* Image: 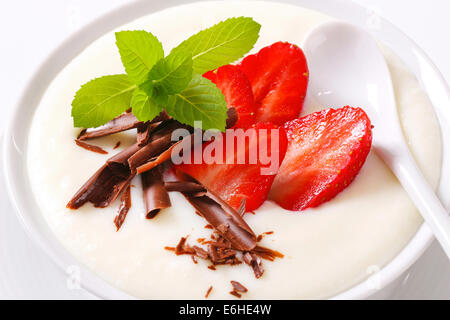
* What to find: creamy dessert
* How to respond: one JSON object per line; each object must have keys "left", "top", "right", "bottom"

{"left": 27, "top": 1, "right": 441, "bottom": 299}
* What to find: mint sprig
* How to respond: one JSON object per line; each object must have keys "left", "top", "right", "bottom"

{"left": 171, "top": 17, "right": 261, "bottom": 74}
{"left": 71, "top": 75, "right": 136, "bottom": 128}
{"left": 71, "top": 17, "right": 261, "bottom": 131}
{"left": 166, "top": 74, "right": 228, "bottom": 131}
{"left": 131, "top": 89, "right": 163, "bottom": 122}
{"left": 115, "top": 30, "right": 164, "bottom": 84}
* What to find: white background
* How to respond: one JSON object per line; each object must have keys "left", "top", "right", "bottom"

{"left": 0, "top": 0, "right": 449, "bottom": 299}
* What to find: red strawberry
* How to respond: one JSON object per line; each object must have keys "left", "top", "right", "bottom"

{"left": 203, "top": 65, "right": 256, "bottom": 128}
{"left": 238, "top": 41, "right": 309, "bottom": 126}
{"left": 175, "top": 122, "right": 287, "bottom": 211}
{"left": 269, "top": 106, "right": 372, "bottom": 211}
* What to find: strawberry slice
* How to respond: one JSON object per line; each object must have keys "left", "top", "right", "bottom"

{"left": 238, "top": 41, "right": 309, "bottom": 126}
{"left": 175, "top": 122, "right": 287, "bottom": 212}
{"left": 269, "top": 106, "right": 372, "bottom": 211}
{"left": 203, "top": 65, "right": 256, "bottom": 128}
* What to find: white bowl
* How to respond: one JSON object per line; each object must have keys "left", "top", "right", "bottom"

{"left": 3, "top": 0, "right": 450, "bottom": 300}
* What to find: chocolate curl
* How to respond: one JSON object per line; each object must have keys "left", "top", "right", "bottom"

{"left": 141, "top": 167, "right": 171, "bottom": 219}
{"left": 77, "top": 111, "right": 170, "bottom": 140}
{"left": 136, "top": 135, "right": 193, "bottom": 174}
{"left": 237, "top": 198, "right": 246, "bottom": 216}
{"left": 128, "top": 120, "right": 186, "bottom": 171}
{"left": 226, "top": 107, "right": 238, "bottom": 129}
{"left": 243, "top": 252, "right": 264, "bottom": 278}
{"left": 67, "top": 143, "right": 139, "bottom": 209}
{"left": 114, "top": 184, "right": 132, "bottom": 231}
{"left": 107, "top": 143, "right": 141, "bottom": 177}
{"left": 182, "top": 189, "right": 257, "bottom": 251}
{"left": 77, "top": 113, "right": 142, "bottom": 140}
{"left": 164, "top": 181, "right": 206, "bottom": 194}
{"left": 134, "top": 108, "right": 237, "bottom": 174}
{"left": 252, "top": 245, "right": 284, "bottom": 261}
{"left": 137, "top": 122, "right": 162, "bottom": 147}
{"left": 67, "top": 163, "right": 133, "bottom": 209}
{"left": 230, "top": 281, "right": 248, "bottom": 293}
{"left": 74, "top": 139, "right": 108, "bottom": 154}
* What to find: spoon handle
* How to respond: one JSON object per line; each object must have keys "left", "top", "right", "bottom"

{"left": 388, "top": 147, "right": 450, "bottom": 259}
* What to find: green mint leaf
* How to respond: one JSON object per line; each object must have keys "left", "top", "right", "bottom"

{"left": 139, "top": 81, "right": 169, "bottom": 106}
{"left": 147, "top": 49, "right": 193, "bottom": 94}
{"left": 131, "top": 89, "right": 163, "bottom": 122}
{"left": 171, "top": 17, "right": 261, "bottom": 74}
{"left": 71, "top": 75, "right": 136, "bottom": 128}
{"left": 138, "top": 49, "right": 193, "bottom": 109}
{"left": 115, "top": 30, "right": 164, "bottom": 84}
{"left": 164, "top": 74, "right": 228, "bottom": 131}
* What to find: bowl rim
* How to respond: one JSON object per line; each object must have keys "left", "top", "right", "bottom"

{"left": 3, "top": 0, "right": 450, "bottom": 300}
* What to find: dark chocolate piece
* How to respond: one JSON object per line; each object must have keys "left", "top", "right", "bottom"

{"left": 252, "top": 245, "right": 284, "bottom": 261}
{"left": 67, "top": 163, "right": 134, "bottom": 209}
{"left": 77, "top": 111, "right": 170, "bottom": 141}
{"left": 230, "top": 281, "right": 248, "bottom": 293}
{"left": 77, "top": 113, "right": 142, "bottom": 140}
{"left": 141, "top": 167, "right": 171, "bottom": 219}
{"left": 243, "top": 252, "right": 264, "bottom": 279}
{"left": 182, "top": 190, "right": 257, "bottom": 251}
{"left": 137, "top": 122, "right": 162, "bottom": 147}
{"left": 114, "top": 184, "right": 132, "bottom": 231}
{"left": 164, "top": 181, "right": 206, "bottom": 194}
{"left": 226, "top": 107, "right": 238, "bottom": 129}
{"left": 174, "top": 236, "right": 195, "bottom": 255}
{"left": 136, "top": 133, "right": 194, "bottom": 174}
{"left": 229, "top": 291, "right": 242, "bottom": 298}
{"left": 107, "top": 142, "right": 140, "bottom": 166}
{"left": 129, "top": 120, "right": 185, "bottom": 170}
{"left": 205, "top": 286, "right": 213, "bottom": 298}
{"left": 67, "top": 143, "right": 139, "bottom": 209}
{"left": 74, "top": 139, "right": 108, "bottom": 154}
{"left": 237, "top": 198, "right": 246, "bottom": 216}
{"left": 113, "top": 141, "right": 121, "bottom": 149}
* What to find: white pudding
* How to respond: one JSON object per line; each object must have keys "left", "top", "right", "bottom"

{"left": 26, "top": 1, "right": 442, "bottom": 299}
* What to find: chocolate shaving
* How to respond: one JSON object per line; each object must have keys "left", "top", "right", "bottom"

{"left": 231, "top": 281, "right": 248, "bottom": 293}
{"left": 205, "top": 286, "right": 213, "bottom": 298}
{"left": 229, "top": 291, "right": 241, "bottom": 298}
{"left": 226, "top": 107, "right": 238, "bottom": 129}
{"left": 164, "top": 181, "right": 206, "bottom": 194}
{"left": 75, "top": 139, "right": 108, "bottom": 154}
{"left": 77, "top": 113, "right": 142, "bottom": 140}
{"left": 182, "top": 189, "right": 257, "bottom": 251}
{"left": 256, "top": 231, "right": 274, "bottom": 242}
{"left": 252, "top": 245, "right": 284, "bottom": 261}
{"left": 141, "top": 167, "right": 171, "bottom": 219}
{"left": 237, "top": 199, "right": 246, "bottom": 216}
{"left": 77, "top": 111, "right": 170, "bottom": 141}
{"left": 136, "top": 140, "right": 182, "bottom": 174}
{"left": 135, "top": 108, "right": 235, "bottom": 174}
{"left": 243, "top": 252, "right": 264, "bottom": 278}
{"left": 113, "top": 141, "right": 121, "bottom": 149}
{"left": 137, "top": 121, "right": 163, "bottom": 147}
{"left": 192, "top": 246, "right": 209, "bottom": 259}
{"left": 136, "top": 132, "right": 194, "bottom": 174}
{"left": 67, "top": 143, "right": 140, "bottom": 209}
{"left": 67, "top": 163, "right": 134, "bottom": 209}
{"left": 107, "top": 143, "right": 141, "bottom": 177}
{"left": 129, "top": 120, "right": 185, "bottom": 170}
{"left": 113, "top": 184, "right": 132, "bottom": 231}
